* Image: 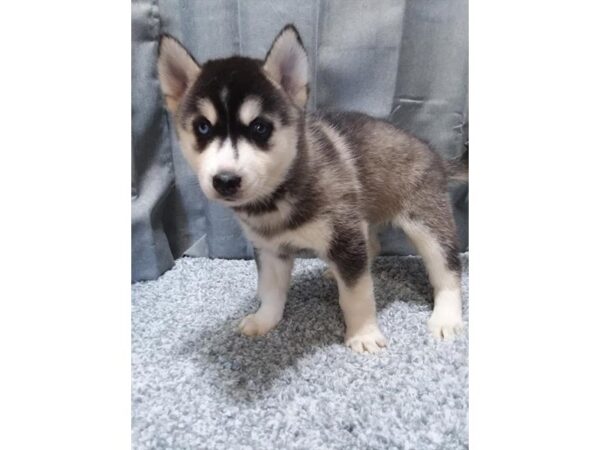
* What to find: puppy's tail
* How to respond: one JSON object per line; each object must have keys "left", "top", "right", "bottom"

{"left": 444, "top": 147, "right": 469, "bottom": 183}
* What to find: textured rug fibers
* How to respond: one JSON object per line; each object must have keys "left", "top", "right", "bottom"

{"left": 132, "top": 254, "right": 469, "bottom": 449}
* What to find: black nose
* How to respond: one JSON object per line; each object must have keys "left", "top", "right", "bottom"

{"left": 212, "top": 171, "right": 241, "bottom": 197}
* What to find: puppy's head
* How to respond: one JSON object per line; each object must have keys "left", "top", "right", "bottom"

{"left": 157, "top": 25, "right": 309, "bottom": 206}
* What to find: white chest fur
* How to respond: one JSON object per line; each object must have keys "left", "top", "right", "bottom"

{"left": 239, "top": 218, "right": 332, "bottom": 257}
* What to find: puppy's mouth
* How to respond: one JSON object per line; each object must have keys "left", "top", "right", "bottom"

{"left": 215, "top": 182, "right": 266, "bottom": 206}
{"left": 215, "top": 192, "right": 249, "bottom": 207}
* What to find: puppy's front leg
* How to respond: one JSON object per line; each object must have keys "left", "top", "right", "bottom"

{"left": 328, "top": 223, "right": 387, "bottom": 353}
{"left": 239, "top": 249, "right": 294, "bottom": 337}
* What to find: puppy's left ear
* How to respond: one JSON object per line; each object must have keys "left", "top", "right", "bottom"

{"left": 264, "top": 24, "right": 309, "bottom": 108}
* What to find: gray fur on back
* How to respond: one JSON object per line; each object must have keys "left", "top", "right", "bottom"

{"left": 319, "top": 111, "right": 448, "bottom": 225}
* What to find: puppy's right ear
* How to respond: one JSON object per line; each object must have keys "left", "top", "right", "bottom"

{"left": 157, "top": 35, "right": 201, "bottom": 113}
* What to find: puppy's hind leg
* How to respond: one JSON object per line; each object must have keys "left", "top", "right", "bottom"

{"left": 394, "top": 211, "right": 464, "bottom": 340}
{"left": 239, "top": 249, "right": 294, "bottom": 337}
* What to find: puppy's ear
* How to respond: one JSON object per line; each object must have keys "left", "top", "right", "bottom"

{"left": 264, "top": 24, "right": 309, "bottom": 108}
{"left": 157, "top": 35, "right": 201, "bottom": 113}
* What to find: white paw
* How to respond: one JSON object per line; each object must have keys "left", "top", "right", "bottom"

{"left": 238, "top": 313, "right": 279, "bottom": 337}
{"left": 428, "top": 307, "right": 464, "bottom": 340}
{"left": 345, "top": 325, "right": 388, "bottom": 354}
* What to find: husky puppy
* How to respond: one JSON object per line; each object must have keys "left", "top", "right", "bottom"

{"left": 157, "top": 24, "right": 465, "bottom": 353}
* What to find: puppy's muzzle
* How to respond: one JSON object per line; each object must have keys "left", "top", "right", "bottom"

{"left": 213, "top": 171, "right": 242, "bottom": 197}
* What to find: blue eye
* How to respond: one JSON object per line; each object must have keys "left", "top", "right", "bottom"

{"left": 249, "top": 118, "right": 272, "bottom": 140}
{"left": 196, "top": 118, "right": 212, "bottom": 136}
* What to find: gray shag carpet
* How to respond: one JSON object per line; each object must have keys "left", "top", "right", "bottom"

{"left": 132, "top": 254, "right": 469, "bottom": 449}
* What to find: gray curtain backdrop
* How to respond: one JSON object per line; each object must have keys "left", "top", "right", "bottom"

{"left": 132, "top": 0, "right": 469, "bottom": 282}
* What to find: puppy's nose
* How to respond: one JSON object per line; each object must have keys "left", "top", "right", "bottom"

{"left": 212, "top": 171, "right": 241, "bottom": 197}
